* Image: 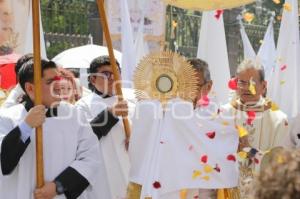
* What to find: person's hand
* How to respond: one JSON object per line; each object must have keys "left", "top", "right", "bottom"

{"left": 34, "top": 182, "right": 57, "bottom": 199}
{"left": 25, "top": 105, "right": 46, "bottom": 128}
{"left": 108, "top": 100, "right": 128, "bottom": 117}
{"left": 238, "top": 136, "right": 250, "bottom": 152}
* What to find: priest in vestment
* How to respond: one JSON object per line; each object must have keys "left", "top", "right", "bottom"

{"left": 76, "top": 55, "right": 134, "bottom": 199}
{"left": 0, "top": 60, "right": 101, "bottom": 199}
{"left": 222, "top": 59, "right": 289, "bottom": 198}
{"left": 127, "top": 58, "right": 239, "bottom": 199}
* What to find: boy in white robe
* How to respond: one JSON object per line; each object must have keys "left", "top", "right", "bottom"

{"left": 0, "top": 59, "right": 101, "bottom": 199}
{"left": 76, "top": 56, "right": 132, "bottom": 199}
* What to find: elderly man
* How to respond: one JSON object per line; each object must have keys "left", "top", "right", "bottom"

{"left": 222, "top": 59, "right": 288, "bottom": 198}
{"left": 128, "top": 58, "right": 239, "bottom": 199}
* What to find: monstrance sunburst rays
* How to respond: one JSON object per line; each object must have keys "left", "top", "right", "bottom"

{"left": 133, "top": 51, "right": 199, "bottom": 106}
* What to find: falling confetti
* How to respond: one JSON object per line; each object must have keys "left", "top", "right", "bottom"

{"left": 227, "top": 154, "right": 236, "bottom": 162}
{"left": 222, "top": 121, "right": 229, "bottom": 126}
{"left": 246, "top": 111, "right": 256, "bottom": 125}
{"left": 192, "top": 170, "right": 202, "bottom": 179}
{"left": 283, "top": 3, "right": 292, "bottom": 12}
{"left": 271, "top": 102, "right": 279, "bottom": 111}
{"left": 280, "top": 80, "right": 285, "bottom": 85}
{"left": 243, "top": 12, "right": 255, "bottom": 23}
{"left": 214, "top": 164, "right": 221, "bottom": 173}
{"left": 198, "top": 95, "right": 210, "bottom": 107}
{"left": 276, "top": 15, "right": 282, "bottom": 21}
{"left": 249, "top": 78, "right": 256, "bottom": 95}
{"left": 153, "top": 181, "right": 161, "bottom": 189}
{"left": 238, "top": 151, "right": 248, "bottom": 159}
{"left": 201, "top": 155, "right": 208, "bottom": 164}
{"left": 280, "top": 65, "right": 287, "bottom": 71}
{"left": 188, "top": 145, "right": 194, "bottom": 151}
{"left": 204, "top": 165, "right": 213, "bottom": 173}
{"left": 206, "top": 131, "right": 216, "bottom": 139}
{"left": 236, "top": 125, "right": 248, "bottom": 138}
{"left": 172, "top": 20, "right": 178, "bottom": 28}
{"left": 214, "top": 9, "right": 224, "bottom": 20}
{"left": 160, "top": 141, "right": 164, "bottom": 144}
{"left": 202, "top": 176, "right": 210, "bottom": 181}
{"left": 273, "top": 0, "right": 280, "bottom": 4}
{"left": 228, "top": 77, "right": 238, "bottom": 90}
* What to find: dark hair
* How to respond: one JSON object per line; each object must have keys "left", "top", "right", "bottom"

{"left": 66, "top": 68, "right": 80, "bottom": 78}
{"left": 188, "top": 58, "right": 211, "bottom": 82}
{"left": 89, "top": 55, "right": 120, "bottom": 74}
{"left": 88, "top": 55, "right": 120, "bottom": 91}
{"left": 15, "top": 53, "right": 33, "bottom": 75}
{"left": 19, "top": 59, "right": 57, "bottom": 92}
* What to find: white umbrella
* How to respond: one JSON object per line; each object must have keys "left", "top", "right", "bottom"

{"left": 52, "top": 44, "right": 122, "bottom": 68}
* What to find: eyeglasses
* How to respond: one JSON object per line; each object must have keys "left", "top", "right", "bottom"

{"left": 95, "top": 71, "right": 114, "bottom": 79}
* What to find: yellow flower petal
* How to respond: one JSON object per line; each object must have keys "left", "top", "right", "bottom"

{"left": 222, "top": 121, "right": 229, "bottom": 126}
{"left": 204, "top": 165, "right": 213, "bottom": 173}
{"left": 238, "top": 151, "right": 248, "bottom": 159}
{"left": 202, "top": 176, "right": 210, "bottom": 181}
{"left": 237, "top": 125, "right": 248, "bottom": 138}
{"left": 273, "top": 0, "right": 280, "bottom": 4}
{"left": 283, "top": 3, "right": 292, "bottom": 12}
{"left": 271, "top": 102, "right": 279, "bottom": 111}
{"left": 192, "top": 170, "right": 202, "bottom": 179}
{"left": 243, "top": 12, "right": 255, "bottom": 23}
{"left": 249, "top": 78, "right": 256, "bottom": 95}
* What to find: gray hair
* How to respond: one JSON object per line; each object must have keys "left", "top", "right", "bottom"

{"left": 188, "top": 58, "right": 211, "bottom": 82}
{"left": 236, "top": 59, "right": 265, "bottom": 81}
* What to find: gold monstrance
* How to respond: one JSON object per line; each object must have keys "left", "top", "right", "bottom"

{"left": 133, "top": 51, "right": 199, "bottom": 106}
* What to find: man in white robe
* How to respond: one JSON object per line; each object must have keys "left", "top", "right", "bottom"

{"left": 222, "top": 59, "right": 289, "bottom": 198}
{"left": 0, "top": 59, "right": 101, "bottom": 199}
{"left": 76, "top": 56, "right": 132, "bottom": 199}
{"left": 128, "top": 58, "right": 239, "bottom": 199}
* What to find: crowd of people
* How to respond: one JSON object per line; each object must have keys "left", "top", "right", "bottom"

{"left": 0, "top": 53, "right": 299, "bottom": 199}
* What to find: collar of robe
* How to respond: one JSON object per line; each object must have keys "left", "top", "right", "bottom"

{"left": 231, "top": 97, "right": 272, "bottom": 112}
{"left": 22, "top": 95, "right": 58, "bottom": 117}
{"left": 93, "top": 89, "right": 111, "bottom": 99}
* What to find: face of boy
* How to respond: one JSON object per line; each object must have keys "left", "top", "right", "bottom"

{"left": 26, "top": 68, "right": 61, "bottom": 107}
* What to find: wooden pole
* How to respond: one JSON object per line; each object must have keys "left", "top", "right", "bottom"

{"left": 32, "top": 0, "right": 44, "bottom": 188}
{"left": 96, "top": 0, "right": 131, "bottom": 141}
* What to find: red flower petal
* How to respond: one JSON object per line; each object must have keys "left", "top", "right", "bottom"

{"left": 206, "top": 131, "right": 216, "bottom": 139}
{"left": 153, "top": 181, "right": 161, "bottom": 189}
{"left": 227, "top": 154, "right": 236, "bottom": 162}
{"left": 214, "top": 9, "right": 224, "bottom": 20}
{"left": 214, "top": 164, "right": 221, "bottom": 172}
{"left": 228, "top": 78, "right": 238, "bottom": 90}
{"left": 246, "top": 111, "right": 256, "bottom": 125}
{"left": 254, "top": 158, "right": 259, "bottom": 164}
{"left": 197, "top": 95, "right": 210, "bottom": 107}
{"left": 53, "top": 76, "right": 62, "bottom": 81}
{"left": 280, "top": 64, "right": 287, "bottom": 71}
{"left": 201, "top": 155, "right": 208, "bottom": 164}
{"left": 194, "top": 196, "right": 199, "bottom": 199}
